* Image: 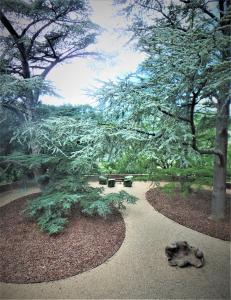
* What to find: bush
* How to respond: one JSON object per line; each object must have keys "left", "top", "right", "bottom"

{"left": 160, "top": 182, "right": 178, "bottom": 195}
{"left": 24, "top": 185, "right": 137, "bottom": 235}
{"left": 134, "top": 167, "right": 215, "bottom": 187}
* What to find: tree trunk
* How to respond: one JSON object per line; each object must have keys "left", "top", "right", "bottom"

{"left": 211, "top": 0, "right": 231, "bottom": 219}
{"left": 24, "top": 94, "right": 43, "bottom": 178}
{"left": 211, "top": 99, "right": 229, "bottom": 219}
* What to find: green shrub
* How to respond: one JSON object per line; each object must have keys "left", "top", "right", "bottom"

{"left": 160, "top": 182, "right": 178, "bottom": 195}
{"left": 24, "top": 185, "right": 137, "bottom": 235}
{"left": 23, "top": 192, "right": 77, "bottom": 234}
{"left": 134, "top": 167, "right": 215, "bottom": 187}
{"left": 179, "top": 181, "right": 192, "bottom": 197}
{"left": 160, "top": 181, "right": 193, "bottom": 198}
{"left": 82, "top": 200, "right": 112, "bottom": 217}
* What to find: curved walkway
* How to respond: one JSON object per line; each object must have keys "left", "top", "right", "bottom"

{"left": 0, "top": 182, "right": 230, "bottom": 299}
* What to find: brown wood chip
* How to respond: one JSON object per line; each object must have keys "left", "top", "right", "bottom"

{"left": 146, "top": 188, "right": 230, "bottom": 241}
{"left": 0, "top": 195, "right": 125, "bottom": 283}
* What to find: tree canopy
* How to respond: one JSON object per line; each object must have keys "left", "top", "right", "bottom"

{"left": 96, "top": 0, "right": 230, "bottom": 218}
{"left": 0, "top": 0, "right": 100, "bottom": 119}
{"left": 0, "top": 0, "right": 230, "bottom": 234}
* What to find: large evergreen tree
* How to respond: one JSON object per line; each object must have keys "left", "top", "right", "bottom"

{"left": 97, "top": 0, "right": 230, "bottom": 218}
{"left": 0, "top": 0, "right": 101, "bottom": 177}
{"left": 0, "top": 0, "right": 100, "bottom": 121}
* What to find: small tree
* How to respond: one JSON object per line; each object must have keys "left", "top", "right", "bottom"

{"left": 13, "top": 116, "right": 137, "bottom": 234}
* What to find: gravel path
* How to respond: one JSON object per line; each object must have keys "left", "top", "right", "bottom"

{"left": 0, "top": 181, "right": 230, "bottom": 299}
{"left": 0, "top": 187, "right": 41, "bottom": 208}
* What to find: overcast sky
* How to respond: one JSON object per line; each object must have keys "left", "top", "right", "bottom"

{"left": 42, "top": 0, "right": 145, "bottom": 106}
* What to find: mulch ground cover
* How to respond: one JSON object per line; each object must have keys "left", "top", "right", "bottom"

{"left": 146, "top": 188, "right": 230, "bottom": 241}
{"left": 0, "top": 194, "right": 125, "bottom": 283}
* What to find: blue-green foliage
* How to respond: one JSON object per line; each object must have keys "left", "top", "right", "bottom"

{"left": 160, "top": 182, "right": 178, "bottom": 195}
{"left": 134, "top": 166, "right": 214, "bottom": 184}
{"left": 8, "top": 116, "right": 138, "bottom": 235}
{"left": 24, "top": 181, "right": 137, "bottom": 234}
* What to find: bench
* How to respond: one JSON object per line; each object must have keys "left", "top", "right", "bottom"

{"left": 107, "top": 175, "right": 124, "bottom": 183}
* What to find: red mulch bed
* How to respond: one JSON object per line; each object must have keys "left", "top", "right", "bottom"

{"left": 0, "top": 195, "right": 125, "bottom": 283}
{"left": 146, "top": 188, "right": 230, "bottom": 241}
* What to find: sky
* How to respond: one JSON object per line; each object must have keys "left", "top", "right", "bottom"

{"left": 42, "top": 0, "right": 145, "bottom": 106}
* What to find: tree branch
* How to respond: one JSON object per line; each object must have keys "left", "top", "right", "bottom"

{"left": 60, "top": 51, "right": 99, "bottom": 61}
{"left": 0, "top": 10, "right": 30, "bottom": 78}
{"left": 1, "top": 102, "right": 28, "bottom": 117}
{"left": 156, "top": 105, "right": 190, "bottom": 123}
{"left": 188, "top": 91, "right": 224, "bottom": 162}
{"left": 179, "top": 0, "right": 219, "bottom": 22}
{"left": 45, "top": 37, "right": 58, "bottom": 59}
{"left": 27, "top": 20, "right": 56, "bottom": 55}
{"left": 30, "top": 65, "right": 47, "bottom": 69}
{"left": 20, "top": 18, "right": 43, "bottom": 38}
{"left": 0, "top": 160, "right": 28, "bottom": 168}
{"left": 193, "top": 146, "right": 223, "bottom": 157}
{"left": 99, "top": 122, "right": 163, "bottom": 138}
{"left": 27, "top": 8, "right": 69, "bottom": 55}
{"left": 41, "top": 59, "right": 60, "bottom": 78}
{"left": 155, "top": 0, "right": 188, "bottom": 32}
{"left": 133, "top": 0, "right": 188, "bottom": 32}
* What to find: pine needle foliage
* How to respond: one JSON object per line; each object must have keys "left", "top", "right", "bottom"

{"left": 24, "top": 181, "right": 137, "bottom": 234}
{"left": 97, "top": 0, "right": 230, "bottom": 218}
{"left": 16, "top": 117, "right": 138, "bottom": 235}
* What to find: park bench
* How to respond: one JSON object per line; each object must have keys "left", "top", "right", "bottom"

{"left": 108, "top": 175, "right": 133, "bottom": 187}
{"left": 107, "top": 175, "right": 124, "bottom": 183}
{"left": 99, "top": 175, "right": 133, "bottom": 187}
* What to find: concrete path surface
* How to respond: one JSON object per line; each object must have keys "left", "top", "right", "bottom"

{"left": 0, "top": 182, "right": 230, "bottom": 299}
